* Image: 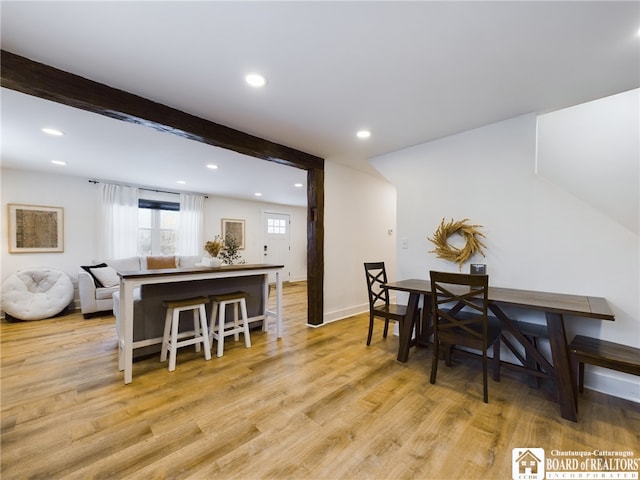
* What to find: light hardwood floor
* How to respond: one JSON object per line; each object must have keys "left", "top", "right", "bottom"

{"left": 1, "top": 282, "right": 638, "bottom": 479}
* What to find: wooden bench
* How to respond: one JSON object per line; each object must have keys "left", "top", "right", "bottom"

{"left": 568, "top": 335, "right": 640, "bottom": 393}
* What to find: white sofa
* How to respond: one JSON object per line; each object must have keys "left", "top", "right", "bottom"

{"left": 77, "top": 255, "right": 201, "bottom": 318}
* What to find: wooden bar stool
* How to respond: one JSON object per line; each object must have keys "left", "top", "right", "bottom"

{"left": 209, "top": 291, "right": 251, "bottom": 358}
{"left": 160, "top": 296, "right": 211, "bottom": 371}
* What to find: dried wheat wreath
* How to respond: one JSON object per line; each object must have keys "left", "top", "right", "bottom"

{"left": 428, "top": 218, "right": 487, "bottom": 269}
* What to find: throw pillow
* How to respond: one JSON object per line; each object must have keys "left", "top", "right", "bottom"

{"left": 146, "top": 255, "right": 177, "bottom": 270}
{"left": 81, "top": 263, "right": 108, "bottom": 287}
{"left": 88, "top": 265, "right": 120, "bottom": 288}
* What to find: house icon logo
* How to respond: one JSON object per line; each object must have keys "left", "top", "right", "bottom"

{"left": 512, "top": 448, "right": 545, "bottom": 480}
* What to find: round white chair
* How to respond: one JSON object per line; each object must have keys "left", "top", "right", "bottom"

{"left": 1, "top": 267, "right": 73, "bottom": 321}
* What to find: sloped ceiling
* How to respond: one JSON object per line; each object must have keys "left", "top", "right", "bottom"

{"left": 537, "top": 89, "right": 639, "bottom": 234}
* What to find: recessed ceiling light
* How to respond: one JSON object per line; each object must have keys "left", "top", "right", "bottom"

{"left": 294, "top": 183, "right": 303, "bottom": 188}
{"left": 356, "top": 130, "right": 371, "bottom": 139}
{"left": 206, "top": 164, "right": 218, "bottom": 170}
{"left": 245, "top": 73, "right": 266, "bottom": 87}
{"left": 42, "top": 127, "right": 64, "bottom": 136}
{"left": 51, "top": 160, "right": 66, "bottom": 166}
{"left": 254, "top": 192, "right": 263, "bottom": 197}
{"left": 177, "top": 180, "right": 186, "bottom": 185}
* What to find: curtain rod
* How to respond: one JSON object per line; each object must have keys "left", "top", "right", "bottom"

{"left": 88, "top": 179, "right": 208, "bottom": 198}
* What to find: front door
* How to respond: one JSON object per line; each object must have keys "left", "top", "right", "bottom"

{"left": 262, "top": 212, "right": 291, "bottom": 283}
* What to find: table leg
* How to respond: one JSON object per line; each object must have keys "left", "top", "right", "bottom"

{"left": 276, "top": 270, "right": 282, "bottom": 339}
{"left": 262, "top": 276, "right": 269, "bottom": 332}
{"left": 120, "top": 281, "right": 134, "bottom": 385}
{"left": 397, "top": 292, "right": 420, "bottom": 363}
{"left": 546, "top": 312, "right": 577, "bottom": 422}
{"left": 489, "top": 304, "right": 576, "bottom": 420}
{"left": 489, "top": 304, "right": 554, "bottom": 375}
{"left": 418, "top": 293, "right": 433, "bottom": 346}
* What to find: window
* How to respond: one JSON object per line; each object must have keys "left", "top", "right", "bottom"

{"left": 267, "top": 217, "right": 287, "bottom": 235}
{"left": 138, "top": 199, "right": 179, "bottom": 255}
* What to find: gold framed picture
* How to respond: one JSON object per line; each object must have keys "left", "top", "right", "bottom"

{"left": 8, "top": 204, "right": 64, "bottom": 253}
{"left": 221, "top": 218, "right": 245, "bottom": 250}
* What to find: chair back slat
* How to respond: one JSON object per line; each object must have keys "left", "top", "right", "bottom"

{"left": 363, "top": 261, "right": 413, "bottom": 346}
{"left": 429, "top": 270, "right": 500, "bottom": 404}
{"left": 364, "top": 262, "right": 390, "bottom": 310}
{"left": 430, "top": 270, "right": 489, "bottom": 346}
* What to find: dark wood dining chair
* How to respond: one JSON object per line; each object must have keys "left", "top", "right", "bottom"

{"left": 363, "top": 262, "right": 414, "bottom": 346}
{"left": 429, "top": 270, "right": 501, "bottom": 403}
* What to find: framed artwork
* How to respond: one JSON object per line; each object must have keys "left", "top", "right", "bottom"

{"left": 221, "top": 218, "right": 245, "bottom": 250}
{"left": 8, "top": 204, "right": 64, "bottom": 253}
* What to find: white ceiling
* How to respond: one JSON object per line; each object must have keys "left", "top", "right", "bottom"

{"left": 1, "top": 1, "right": 638, "bottom": 207}
{"left": 1, "top": 88, "right": 309, "bottom": 205}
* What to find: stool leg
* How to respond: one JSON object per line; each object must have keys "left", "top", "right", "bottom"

{"left": 198, "top": 304, "right": 211, "bottom": 361}
{"left": 578, "top": 361, "right": 585, "bottom": 393}
{"left": 217, "top": 303, "right": 226, "bottom": 358}
{"left": 168, "top": 309, "right": 180, "bottom": 372}
{"left": 240, "top": 298, "right": 251, "bottom": 348}
{"left": 118, "top": 342, "right": 124, "bottom": 371}
{"left": 193, "top": 309, "right": 201, "bottom": 353}
{"left": 160, "top": 308, "right": 173, "bottom": 363}
{"left": 233, "top": 302, "right": 240, "bottom": 342}
{"left": 209, "top": 301, "right": 219, "bottom": 348}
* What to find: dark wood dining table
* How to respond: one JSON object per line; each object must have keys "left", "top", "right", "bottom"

{"left": 383, "top": 278, "right": 615, "bottom": 422}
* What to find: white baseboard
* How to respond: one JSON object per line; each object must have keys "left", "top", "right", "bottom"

{"left": 583, "top": 367, "right": 639, "bottom": 403}
{"left": 322, "top": 303, "right": 368, "bottom": 324}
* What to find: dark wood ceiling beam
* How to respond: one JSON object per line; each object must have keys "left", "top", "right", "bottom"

{"left": 0, "top": 50, "right": 323, "bottom": 170}
{"left": 0, "top": 49, "right": 325, "bottom": 326}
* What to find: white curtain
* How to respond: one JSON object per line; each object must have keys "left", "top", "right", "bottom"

{"left": 99, "top": 183, "right": 139, "bottom": 259}
{"left": 178, "top": 193, "right": 204, "bottom": 256}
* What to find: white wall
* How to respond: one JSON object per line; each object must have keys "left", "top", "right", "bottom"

{"left": 537, "top": 89, "right": 639, "bottom": 234}
{"left": 202, "top": 194, "right": 307, "bottom": 282}
{"left": 323, "top": 161, "right": 398, "bottom": 323}
{"left": 370, "top": 112, "right": 639, "bottom": 402}
{"left": 0, "top": 168, "right": 307, "bottom": 306}
{"left": 0, "top": 169, "right": 97, "bottom": 287}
